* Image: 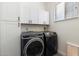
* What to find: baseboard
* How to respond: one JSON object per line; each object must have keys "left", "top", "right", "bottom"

{"left": 58, "top": 50, "right": 66, "bottom": 56}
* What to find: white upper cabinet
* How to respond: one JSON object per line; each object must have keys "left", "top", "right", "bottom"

{"left": 0, "top": 2, "right": 20, "bottom": 21}
{"left": 30, "top": 8, "right": 38, "bottom": 24}
{"left": 20, "top": 2, "right": 49, "bottom": 25}
{"left": 39, "top": 10, "right": 49, "bottom": 25}
{"left": 0, "top": 2, "right": 49, "bottom": 25}
{"left": 20, "top": 3, "right": 30, "bottom": 24}
{"left": 20, "top": 2, "right": 39, "bottom": 24}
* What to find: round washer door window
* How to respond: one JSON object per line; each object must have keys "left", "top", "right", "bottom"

{"left": 23, "top": 38, "right": 44, "bottom": 56}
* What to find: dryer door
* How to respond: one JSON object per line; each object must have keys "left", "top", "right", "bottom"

{"left": 23, "top": 38, "right": 44, "bottom": 56}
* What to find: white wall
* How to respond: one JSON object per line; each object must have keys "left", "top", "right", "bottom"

{"left": 44, "top": 2, "right": 79, "bottom": 55}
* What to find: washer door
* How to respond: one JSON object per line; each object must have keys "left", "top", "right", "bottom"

{"left": 23, "top": 38, "right": 44, "bottom": 56}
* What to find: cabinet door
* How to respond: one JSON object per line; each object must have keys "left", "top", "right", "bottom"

{"left": 28, "top": 2, "right": 42, "bottom": 24}
{"left": 0, "top": 2, "right": 19, "bottom": 21}
{"left": 0, "top": 21, "right": 20, "bottom": 56}
{"left": 20, "top": 3, "right": 30, "bottom": 24}
{"left": 30, "top": 8, "right": 38, "bottom": 24}
{"left": 20, "top": 2, "right": 39, "bottom": 24}
{"left": 39, "top": 10, "right": 49, "bottom": 25}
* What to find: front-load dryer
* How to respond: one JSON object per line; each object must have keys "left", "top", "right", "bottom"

{"left": 44, "top": 32, "right": 58, "bottom": 56}
{"left": 21, "top": 32, "right": 44, "bottom": 56}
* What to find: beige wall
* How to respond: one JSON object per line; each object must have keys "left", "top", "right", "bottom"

{"left": 44, "top": 2, "right": 79, "bottom": 55}
{"left": 21, "top": 24, "right": 48, "bottom": 32}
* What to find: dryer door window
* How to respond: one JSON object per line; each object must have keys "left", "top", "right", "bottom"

{"left": 23, "top": 38, "right": 44, "bottom": 56}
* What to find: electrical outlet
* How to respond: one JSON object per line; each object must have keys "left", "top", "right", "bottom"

{"left": 26, "top": 28, "right": 28, "bottom": 31}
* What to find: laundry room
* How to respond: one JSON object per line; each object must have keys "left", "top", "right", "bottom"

{"left": 0, "top": 1, "right": 79, "bottom": 57}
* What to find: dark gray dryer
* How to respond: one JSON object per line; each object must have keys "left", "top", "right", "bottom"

{"left": 44, "top": 32, "right": 58, "bottom": 56}
{"left": 21, "top": 32, "right": 44, "bottom": 56}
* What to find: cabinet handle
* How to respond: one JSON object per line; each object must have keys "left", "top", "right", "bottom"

{"left": 18, "top": 17, "right": 20, "bottom": 27}
{"left": 29, "top": 20, "right": 32, "bottom": 24}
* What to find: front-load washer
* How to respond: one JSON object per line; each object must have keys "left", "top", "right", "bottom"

{"left": 21, "top": 32, "right": 44, "bottom": 56}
